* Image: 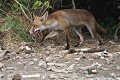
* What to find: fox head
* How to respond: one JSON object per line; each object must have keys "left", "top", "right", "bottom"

{"left": 29, "top": 11, "right": 62, "bottom": 39}
{"left": 30, "top": 15, "right": 61, "bottom": 36}
{"left": 29, "top": 11, "right": 48, "bottom": 35}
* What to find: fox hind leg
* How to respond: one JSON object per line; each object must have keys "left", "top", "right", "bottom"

{"left": 87, "top": 25, "right": 103, "bottom": 45}
{"left": 86, "top": 24, "right": 95, "bottom": 38}
{"left": 73, "top": 27, "right": 84, "bottom": 47}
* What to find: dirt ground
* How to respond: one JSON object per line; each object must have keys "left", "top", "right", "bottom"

{"left": 0, "top": 32, "right": 120, "bottom": 80}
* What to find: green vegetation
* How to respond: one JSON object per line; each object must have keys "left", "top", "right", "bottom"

{"left": 0, "top": 0, "right": 52, "bottom": 42}
{"left": 0, "top": 0, "right": 119, "bottom": 43}
{"left": 33, "top": 0, "right": 52, "bottom": 10}
{"left": 98, "top": 17, "right": 119, "bottom": 39}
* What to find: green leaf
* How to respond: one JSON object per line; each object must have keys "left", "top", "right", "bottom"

{"left": 20, "top": 0, "right": 29, "bottom": 3}
{"left": 44, "top": 1, "right": 52, "bottom": 8}
{"left": 33, "top": 0, "right": 42, "bottom": 10}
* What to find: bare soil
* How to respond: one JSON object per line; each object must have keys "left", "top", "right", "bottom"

{"left": 0, "top": 32, "right": 120, "bottom": 80}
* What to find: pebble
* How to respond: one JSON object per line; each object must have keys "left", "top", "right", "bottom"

{"left": 47, "top": 62, "right": 67, "bottom": 67}
{"left": 49, "top": 74, "right": 59, "bottom": 79}
{"left": 24, "top": 46, "right": 31, "bottom": 51}
{"left": 38, "top": 60, "right": 47, "bottom": 68}
{"left": 60, "top": 50, "right": 69, "bottom": 54}
{"left": 0, "top": 50, "right": 9, "bottom": 58}
{"left": 116, "top": 66, "right": 120, "bottom": 71}
{"left": 18, "top": 46, "right": 24, "bottom": 51}
{"left": 46, "top": 54, "right": 64, "bottom": 62}
{"left": 24, "top": 54, "right": 31, "bottom": 58}
{"left": 85, "top": 69, "right": 98, "bottom": 74}
{"left": 12, "top": 74, "right": 22, "bottom": 80}
{"left": 91, "top": 53, "right": 100, "bottom": 59}
{"left": 28, "top": 61, "right": 34, "bottom": 65}
{"left": 0, "top": 72, "right": 4, "bottom": 79}
{"left": 33, "top": 58, "right": 38, "bottom": 61}
{"left": 74, "top": 57, "right": 81, "bottom": 61}
{"left": 110, "top": 72, "right": 116, "bottom": 78}
{"left": 0, "top": 63, "right": 4, "bottom": 69}
{"left": 106, "top": 58, "right": 114, "bottom": 64}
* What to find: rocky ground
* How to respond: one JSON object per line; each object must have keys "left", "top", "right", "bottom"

{"left": 0, "top": 33, "right": 120, "bottom": 80}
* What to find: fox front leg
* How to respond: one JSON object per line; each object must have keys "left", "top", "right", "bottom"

{"left": 63, "top": 27, "right": 70, "bottom": 50}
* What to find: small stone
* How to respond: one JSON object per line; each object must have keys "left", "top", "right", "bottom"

{"left": 47, "top": 62, "right": 67, "bottom": 68}
{"left": 109, "top": 41, "right": 115, "bottom": 44}
{"left": 74, "top": 57, "right": 80, "bottom": 61}
{"left": 12, "top": 74, "right": 22, "bottom": 80}
{"left": 18, "top": 46, "right": 24, "bottom": 51}
{"left": 110, "top": 73, "right": 116, "bottom": 78}
{"left": 86, "top": 69, "right": 98, "bottom": 74}
{"left": 80, "top": 48, "right": 91, "bottom": 51}
{"left": 5, "top": 67, "right": 18, "bottom": 70}
{"left": 28, "top": 61, "right": 34, "bottom": 65}
{"left": 17, "top": 62, "right": 22, "bottom": 65}
{"left": 102, "top": 68, "right": 110, "bottom": 71}
{"left": 25, "top": 50, "right": 33, "bottom": 54}
{"left": 60, "top": 50, "right": 69, "bottom": 54}
{"left": 91, "top": 69, "right": 97, "bottom": 74}
{"left": 117, "top": 77, "right": 120, "bottom": 80}
{"left": 0, "top": 63, "right": 4, "bottom": 69}
{"left": 45, "top": 51, "right": 50, "bottom": 55}
{"left": 0, "top": 50, "right": 9, "bottom": 58}
{"left": 86, "top": 74, "right": 94, "bottom": 78}
{"left": 24, "top": 54, "right": 31, "bottom": 58}
{"left": 53, "top": 54, "right": 64, "bottom": 59}
{"left": 106, "top": 58, "right": 114, "bottom": 64}
{"left": 46, "top": 46, "right": 52, "bottom": 50}
{"left": 74, "top": 52, "right": 83, "bottom": 55}
{"left": 91, "top": 54, "right": 100, "bottom": 59}
{"left": 0, "top": 73, "right": 4, "bottom": 79}
{"left": 116, "top": 66, "right": 120, "bottom": 71}
{"left": 49, "top": 74, "right": 59, "bottom": 79}
{"left": 21, "top": 73, "right": 40, "bottom": 78}
{"left": 68, "top": 49, "right": 76, "bottom": 53}
{"left": 25, "top": 46, "right": 31, "bottom": 51}
{"left": 38, "top": 60, "right": 47, "bottom": 68}
{"left": 16, "top": 56, "right": 23, "bottom": 59}
{"left": 71, "top": 73, "right": 79, "bottom": 79}
{"left": 34, "top": 67, "right": 39, "bottom": 69}
{"left": 50, "top": 48, "right": 56, "bottom": 51}
{"left": 46, "top": 57, "right": 52, "bottom": 62}
{"left": 33, "top": 58, "right": 38, "bottom": 61}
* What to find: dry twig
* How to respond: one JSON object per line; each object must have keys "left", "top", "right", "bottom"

{"left": 14, "top": 0, "right": 32, "bottom": 22}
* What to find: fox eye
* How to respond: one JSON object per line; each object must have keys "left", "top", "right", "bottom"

{"left": 40, "top": 19, "right": 43, "bottom": 22}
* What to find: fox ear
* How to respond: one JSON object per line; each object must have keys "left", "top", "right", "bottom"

{"left": 42, "top": 11, "right": 48, "bottom": 20}
{"left": 33, "top": 13, "right": 36, "bottom": 18}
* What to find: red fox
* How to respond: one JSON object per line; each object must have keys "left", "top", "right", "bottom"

{"left": 29, "top": 9, "right": 106, "bottom": 49}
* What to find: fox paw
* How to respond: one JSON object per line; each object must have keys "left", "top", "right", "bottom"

{"left": 96, "top": 39, "right": 103, "bottom": 45}
{"left": 65, "top": 46, "right": 70, "bottom": 50}
{"left": 74, "top": 43, "right": 79, "bottom": 47}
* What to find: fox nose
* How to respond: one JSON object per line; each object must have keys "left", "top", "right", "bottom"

{"left": 29, "top": 30, "right": 33, "bottom": 34}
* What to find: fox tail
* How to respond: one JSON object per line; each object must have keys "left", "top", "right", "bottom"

{"left": 95, "top": 23, "right": 107, "bottom": 33}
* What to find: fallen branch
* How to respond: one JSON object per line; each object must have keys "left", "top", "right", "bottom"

{"left": 81, "top": 48, "right": 105, "bottom": 53}
{"left": 114, "top": 25, "right": 120, "bottom": 40}
{"left": 22, "top": 74, "right": 41, "bottom": 78}
{"left": 69, "top": 48, "right": 105, "bottom": 53}
{"left": 80, "top": 62, "right": 102, "bottom": 70}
